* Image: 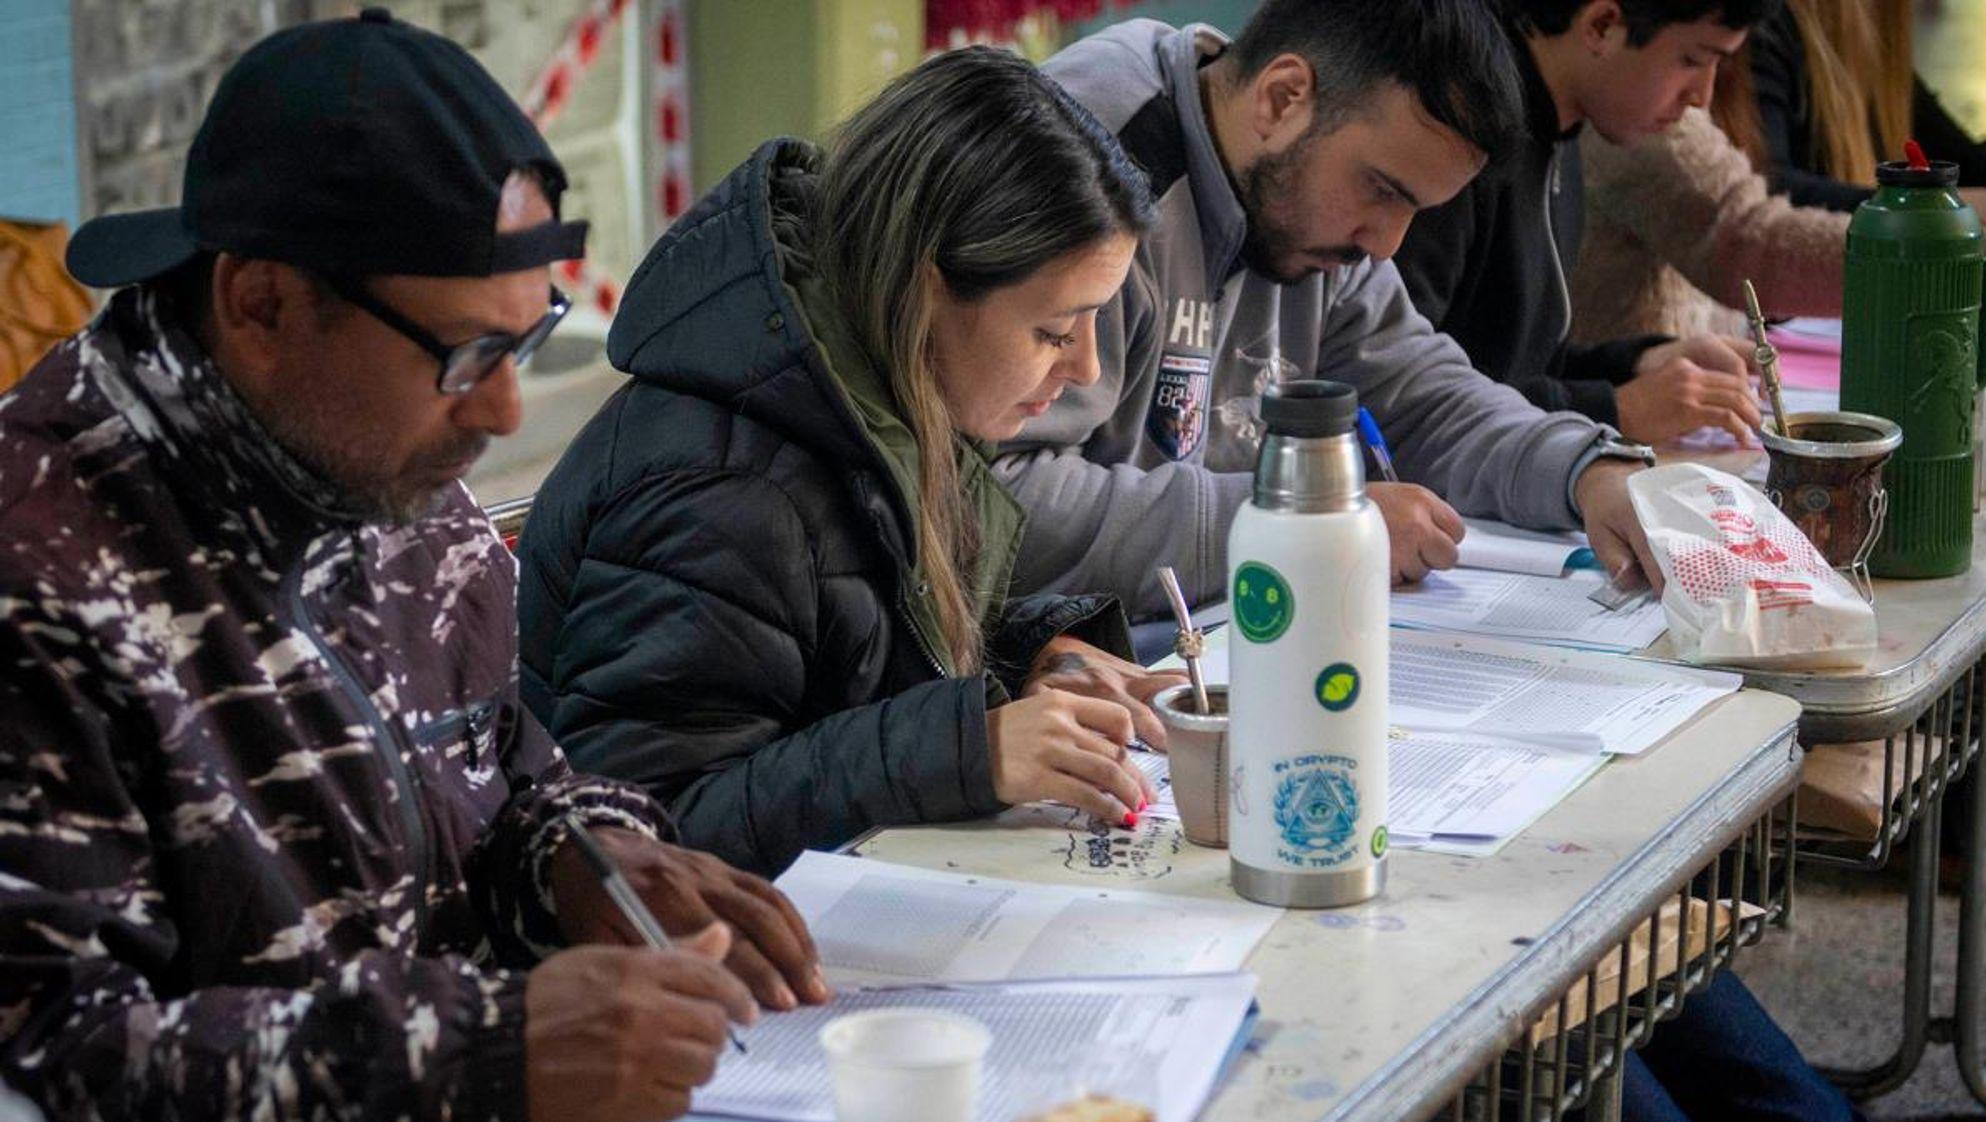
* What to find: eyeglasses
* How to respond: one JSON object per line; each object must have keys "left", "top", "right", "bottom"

{"left": 322, "top": 276, "right": 571, "bottom": 395}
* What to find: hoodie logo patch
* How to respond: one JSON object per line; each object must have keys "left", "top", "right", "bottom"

{"left": 1147, "top": 352, "right": 1211, "bottom": 459}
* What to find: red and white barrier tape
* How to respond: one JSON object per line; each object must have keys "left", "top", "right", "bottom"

{"left": 521, "top": 0, "right": 634, "bottom": 129}
{"left": 650, "top": 0, "right": 693, "bottom": 224}
{"left": 521, "top": 0, "right": 643, "bottom": 317}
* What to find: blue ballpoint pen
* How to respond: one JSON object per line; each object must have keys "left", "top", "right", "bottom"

{"left": 1355, "top": 406, "right": 1399, "bottom": 484}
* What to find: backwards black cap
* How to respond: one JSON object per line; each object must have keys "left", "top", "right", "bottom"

{"left": 67, "top": 6, "right": 587, "bottom": 288}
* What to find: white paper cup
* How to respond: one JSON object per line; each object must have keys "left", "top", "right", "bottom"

{"left": 819, "top": 1009, "right": 991, "bottom": 1122}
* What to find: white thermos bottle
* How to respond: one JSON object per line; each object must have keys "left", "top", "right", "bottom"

{"left": 1226, "top": 381, "right": 1390, "bottom": 907}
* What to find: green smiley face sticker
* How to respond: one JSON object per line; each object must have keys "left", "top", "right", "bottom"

{"left": 1315, "top": 663, "right": 1361, "bottom": 712}
{"left": 1233, "top": 561, "right": 1294, "bottom": 643}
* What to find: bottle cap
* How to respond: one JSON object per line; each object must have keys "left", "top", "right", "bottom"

{"left": 1262, "top": 380, "right": 1358, "bottom": 438}
{"left": 1877, "top": 158, "right": 1959, "bottom": 188}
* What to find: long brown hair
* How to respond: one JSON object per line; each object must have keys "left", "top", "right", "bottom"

{"left": 1786, "top": 0, "right": 1913, "bottom": 184}
{"left": 812, "top": 48, "right": 1154, "bottom": 675}
{"left": 1712, "top": 41, "right": 1768, "bottom": 172}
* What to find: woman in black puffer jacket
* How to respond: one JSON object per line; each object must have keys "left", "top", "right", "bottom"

{"left": 517, "top": 48, "right": 1180, "bottom": 882}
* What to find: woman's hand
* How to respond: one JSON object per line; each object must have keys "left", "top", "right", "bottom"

{"left": 1023, "top": 635, "right": 1187, "bottom": 748}
{"left": 988, "top": 687, "right": 1157, "bottom": 826}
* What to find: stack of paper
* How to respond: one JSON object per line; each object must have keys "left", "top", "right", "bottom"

{"left": 1200, "top": 520, "right": 1673, "bottom": 654}
{"left": 695, "top": 974, "right": 1258, "bottom": 1122}
{"left": 688, "top": 854, "right": 1269, "bottom": 1122}
{"left": 1133, "top": 728, "right": 1606, "bottom": 858}
{"left": 1453, "top": 517, "right": 1596, "bottom": 576}
{"left": 1391, "top": 566, "right": 1669, "bottom": 652}
{"left": 1194, "top": 629, "right": 1740, "bottom": 756}
{"left": 1388, "top": 631, "right": 1740, "bottom": 754}
{"left": 773, "top": 852, "right": 1277, "bottom": 988}
{"left": 1382, "top": 729, "right": 1607, "bottom": 856}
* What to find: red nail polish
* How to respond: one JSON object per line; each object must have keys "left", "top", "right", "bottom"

{"left": 1122, "top": 811, "right": 1139, "bottom": 829}
{"left": 1138, "top": 798, "right": 1150, "bottom": 812}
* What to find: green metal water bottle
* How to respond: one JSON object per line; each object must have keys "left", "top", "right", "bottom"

{"left": 1841, "top": 146, "right": 1984, "bottom": 577}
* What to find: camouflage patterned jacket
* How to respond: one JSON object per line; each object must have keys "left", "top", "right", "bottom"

{"left": 0, "top": 288, "right": 673, "bottom": 1121}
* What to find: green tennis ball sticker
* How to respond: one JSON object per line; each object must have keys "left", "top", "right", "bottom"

{"left": 1315, "top": 663, "right": 1361, "bottom": 712}
{"left": 1233, "top": 561, "right": 1294, "bottom": 643}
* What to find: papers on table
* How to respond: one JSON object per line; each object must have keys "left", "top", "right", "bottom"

{"left": 774, "top": 852, "right": 1276, "bottom": 988}
{"left": 1778, "top": 385, "right": 1840, "bottom": 417}
{"left": 1766, "top": 324, "right": 1840, "bottom": 391}
{"left": 1132, "top": 731, "right": 1606, "bottom": 857}
{"left": 1777, "top": 316, "right": 1841, "bottom": 345}
{"left": 697, "top": 973, "right": 1258, "bottom": 1122}
{"left": 1194, "top": 518, "right": 1671, "bottom": 653}
{"left": 1387, "top": 729, "right": 1608, "bottom": 857}
{"left": 1130, "top": 748, "right": 1178, "bottom": 821}
{"left": 1392, "top": 567, "right": 1669, "bottom": 653}
{"left": 1453, "top": 517, "right": 1595, "bottom": 577}
{"left": 1194, "top": 629, "right": 1739, "bottom": 755}
{"left": 1388, "top": 631, "right": 1740, "bottom": 754}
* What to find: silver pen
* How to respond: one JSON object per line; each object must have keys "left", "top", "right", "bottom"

{"left": 560, "top": 813, "right": 749, "bottom": 1053}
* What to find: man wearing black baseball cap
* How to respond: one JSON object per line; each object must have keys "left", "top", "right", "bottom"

{"left": 0, "top": 10, "right": 825, "bottom": 1122}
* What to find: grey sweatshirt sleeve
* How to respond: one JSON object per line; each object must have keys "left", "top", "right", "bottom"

{"left": 994, "top": 258, "right": 1611, "bottom": 619}
{"left": 993, "top": 268, "right": 1252, "bottom": 616}
{"left": 1333, "top": 258, "right": 1608, "bottom": 531}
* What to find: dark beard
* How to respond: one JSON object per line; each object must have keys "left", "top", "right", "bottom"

{"left": 1237, "top": 140, "right": 1367, "bottom": 284}
{"left": 259, "top": 394, "right": 488, "bottom": 526}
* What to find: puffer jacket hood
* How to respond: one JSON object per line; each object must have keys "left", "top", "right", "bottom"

{"left": 607, "top": 138, "right": 920, "bottom": 549}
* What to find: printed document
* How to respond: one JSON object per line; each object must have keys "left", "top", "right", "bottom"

{"left": 1453, "top": 517, "right": 1594, "bottom": 577}
{"left": 774, "top": 852, "right": 1277, "bottom": 988}
{"left": 1133, "top": 732, "right": 1604, "bottom": 856}
{"left": 1392, "top": 567, "right": 1669, "bottom": 652}
{"left": 1389, "top": 632, "right": 1738, "bottom": 754}
{"left": 695, "top": 973, "right": 1258, "bottom": 1122}
{"left": 1194, "top": 630, "right": 1739, "bottom": 755}
{"left": 1386, "top": 729, "right": 1609, "bottom": 856}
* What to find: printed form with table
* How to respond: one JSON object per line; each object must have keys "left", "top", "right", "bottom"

{"left": 692, "top": 319, "right": 1844, "bottom": 1122}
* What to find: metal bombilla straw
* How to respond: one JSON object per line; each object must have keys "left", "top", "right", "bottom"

{"left": 1743, "top": 279, "right": 1792, "bottom": 439}
{"left": 1156, "top": 566, "right": 1210, "bottom": 715}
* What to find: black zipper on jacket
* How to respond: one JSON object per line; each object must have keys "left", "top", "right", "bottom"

{"left": 414, "top": 701, "right": 495, "bottom": 767}
{"left": 282, "top": 563, "right": 432, "bottom": 937}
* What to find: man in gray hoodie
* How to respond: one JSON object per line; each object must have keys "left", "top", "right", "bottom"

{"left": 996, "top": 0, "right": 1662, "bottom": 617}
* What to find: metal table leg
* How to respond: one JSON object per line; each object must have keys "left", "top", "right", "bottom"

{"left": 1795, "top": 660, "right": 1985, "bottom": 1101}
{"left": 1955, "top": 724, "right": 1986, "bottom": 1104}
{"left": 1818, "top": 797, "right": 1941, "bottom": 1098}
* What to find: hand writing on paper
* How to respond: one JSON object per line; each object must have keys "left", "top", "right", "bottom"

{"left": 1616, "top": 335, "right": 1763, "bottom": 445}
{"left": 1025, "top": 635, "right": 1186, "bottom": 748}
{"left": 1368, "top": 482, "right": 1466, "bottom": 585}
{"left": 990, "top": 688, "right": 1157, "bottom": 825}
{"left": 1574, "top": 460, "right": 1665, "bottom": 595}
{"left": 526, "top": 932, "right": 756, "bottom": 1122}
{"left": 549, "top": 827, "right": 830, "bottom": 1011}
